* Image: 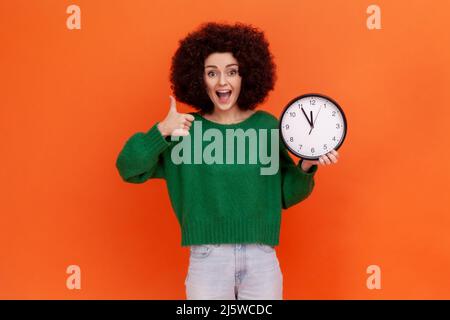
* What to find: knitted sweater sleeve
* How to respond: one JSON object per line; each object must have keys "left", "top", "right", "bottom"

{"left": 115, "top": 122, "right": 172, "bottom": 183}
{"left": 280, "top": 140, "right": 318, "bottom": 209}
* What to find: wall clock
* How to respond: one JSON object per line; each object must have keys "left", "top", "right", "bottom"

{"left": 279, "top": 93, "right": 347, "bottom": 160}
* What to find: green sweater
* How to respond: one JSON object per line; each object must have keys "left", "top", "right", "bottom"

{"left": 115, "top": 110, "right": 318, "bottom": 246}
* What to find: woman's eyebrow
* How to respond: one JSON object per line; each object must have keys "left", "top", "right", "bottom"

{"left": 204, "top": 64, "right": 239, "bottom": 69}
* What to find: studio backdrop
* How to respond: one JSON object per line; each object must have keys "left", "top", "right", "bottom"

{"left": 1, "top": 0, "right": 449, "bottom": 299}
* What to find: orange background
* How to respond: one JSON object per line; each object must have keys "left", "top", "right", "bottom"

{"left": 1, "top": 0, "right": 449, "bottom": 299}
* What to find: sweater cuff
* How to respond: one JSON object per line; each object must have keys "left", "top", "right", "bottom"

{"left": 143, "top": 122, "right": 172, "bottom": 153}
{"left": 298, "top": 159, "right": 318, "bottom": 175}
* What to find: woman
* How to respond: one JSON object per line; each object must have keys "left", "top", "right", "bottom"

{"left": 116, "top": 22, "right": 339, "bottom": 300}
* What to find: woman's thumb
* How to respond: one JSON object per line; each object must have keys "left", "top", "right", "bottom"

{"left": 169, "top": 95, "right": 177, "bottom": 112}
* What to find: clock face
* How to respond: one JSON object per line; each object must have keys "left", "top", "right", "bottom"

{"left": 279, "top": 93, "right": 347, "bottom": 160}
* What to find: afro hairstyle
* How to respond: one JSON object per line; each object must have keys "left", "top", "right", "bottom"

{"left": 169, "top": 21, "right": 277, "bottom": 114}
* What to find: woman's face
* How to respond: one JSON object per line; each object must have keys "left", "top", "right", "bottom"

{"left": 204, "top": 52, "right": 242, "bottom": 112}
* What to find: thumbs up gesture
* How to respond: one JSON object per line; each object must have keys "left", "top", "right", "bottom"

{"left": 157, "top": 95, "right": 195, "bottom": 137}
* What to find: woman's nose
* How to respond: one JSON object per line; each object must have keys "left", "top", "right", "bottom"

{"left": 219, "top": 73, "right": 227, "bottom": 85}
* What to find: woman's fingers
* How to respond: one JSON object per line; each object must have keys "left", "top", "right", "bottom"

{"left": 318, "top": 155, "right": 328, "bottom": 166}
{"left": 172, "top": 128, "right": 189, "bottom": 136}
{"left": 327, "top": 152, "right": 338, "bottom": 163}
{"left": 318, "top": 150, "right": 340, "bottom": 166}
{"left": 163, "top": 94, "right": 194, "bottom": 137}
{"left": 330, "top": 149, "right": 339, "bottom": 159}
{"left": 321, "top": 155, "right": 331, "bottom": 165}
{"left": 181, "top": 120, "right": 192, "bottom": 133}
{"left": 183, "top": 114, "right": 195, "bottom": 122}
{"left": 183, "top": 118, "right": 193, "bottom": 127}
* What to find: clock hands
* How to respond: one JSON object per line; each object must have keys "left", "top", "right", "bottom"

{"left": 309, "top": 106, "right": 322, "bottom": 135}
{"left": 301, "top": 107, "right": 321, "bottom": 135}
{"left": 301, "top": 107, "right": 314, "bottom": 128}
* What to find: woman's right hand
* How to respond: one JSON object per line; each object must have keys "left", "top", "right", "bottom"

{"left": 157, "top": 95, "right": 195, "bottom": 137}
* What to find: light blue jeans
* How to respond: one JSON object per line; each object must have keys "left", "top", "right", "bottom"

{"left": 185, "top": 243, "right": 283, "bottom": 300}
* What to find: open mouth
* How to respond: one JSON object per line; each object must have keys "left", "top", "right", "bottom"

{"left": 215, "top": 90, "right": 232, "bottom": 104}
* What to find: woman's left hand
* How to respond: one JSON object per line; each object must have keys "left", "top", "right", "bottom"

{"left": 301, "top": 149, "right": 339, "bottom": 172}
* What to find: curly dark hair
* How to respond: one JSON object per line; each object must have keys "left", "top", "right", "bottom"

{"left": 170, "top": 22, "right": 277, "bottom": 114}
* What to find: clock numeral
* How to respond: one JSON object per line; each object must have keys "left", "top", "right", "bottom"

{"left": 289, "top": 112, "right": 296, "bottom": 117}
{"left": 336, "top": 123, "right": 340, "bottom": 129}
{"left": 298, "top": 144, "right": 303, "bottom": 149}
{"left": 311, "top": 147, "right": 315, "bottom": 153}
{"left": 285, "top": 124, "right": 289, "bottom": 130}
{"left": 323, "top": 144, "right": 328, "bottom": 150}
{"left": 289, "top": 137, "right": 294, "bottom": 142}
{"left": 332, "top": 111, "right": 336, "bottom": 117}
{"left": 332, "top": 136, "right": 336, "bottom": 141}
{"left": 310, "top": 99, "right": 316, "bottom": 105}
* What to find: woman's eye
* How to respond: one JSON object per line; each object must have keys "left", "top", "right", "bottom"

{"left": 207, "top": 70, "right": 238, "bottom": 77}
